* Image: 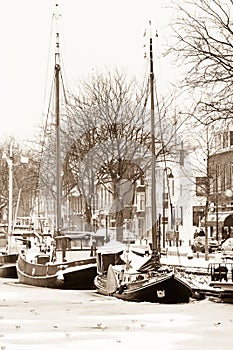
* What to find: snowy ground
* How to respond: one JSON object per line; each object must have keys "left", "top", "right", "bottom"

{"left": 161, "top": 245, "right": 227, "bottom": 268}
{"left": 0, "top": 275, "right": 233, "bottom": 350}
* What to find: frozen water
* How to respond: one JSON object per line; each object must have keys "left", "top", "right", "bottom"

{"left": 0, "top": 276, "right": 232, "bottom": 349}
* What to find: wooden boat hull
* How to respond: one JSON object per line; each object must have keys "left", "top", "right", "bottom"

{"left": 94, "top": 273, "right": 191, "bottom": 304}
{"left": 0, "top": 253, "right": 18, "bottom": 278}
{"left": 208, "top": 281, "right": 233, "bottom": 303}
{"left": 16, "top": 253, "right": 97, "bottom": 289}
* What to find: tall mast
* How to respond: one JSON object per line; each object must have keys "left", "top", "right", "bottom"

{"left": 149, "top": 23, "right": 158, "bottom": 261}
{"left": 6, "top": 142, "right": 13, "bottom": 253}
{"left": 7, "top": 143, "right": 13, "bottom": 238}
{"left": 54, "top": 14, "right": 62, "bottom": 236}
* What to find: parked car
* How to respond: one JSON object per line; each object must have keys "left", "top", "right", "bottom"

{"left": 208, "top": 238, "right": 220, "bottom": 253}
{"left": 221, "top": 238, "right": 233, "bottom": 256}
{"left": 191, "top": 236, "right": 219, "bottom": 253}
{"left": 191, "top": 236, "right": 205, "bottom": 253}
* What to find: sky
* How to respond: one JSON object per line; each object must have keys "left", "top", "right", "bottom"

{"left": 0, "top": 0, "right": 175, "bottom": 142}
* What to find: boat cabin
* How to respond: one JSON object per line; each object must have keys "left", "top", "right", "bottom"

{"left": 0, "top": 231, "right": 7, "bottom": 249}
{"left": 57, "top": 231, "right": 105, "bottom": 250}
{"left": 96, "top": 240, "right": 125, "bottom": 274}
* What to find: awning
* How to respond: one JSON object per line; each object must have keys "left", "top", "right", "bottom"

{"left": 201, "top": 212, "right": 233, "bottom": 227}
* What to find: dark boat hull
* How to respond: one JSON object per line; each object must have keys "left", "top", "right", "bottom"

{"left": 207, "top": 281, "right": 233, "bottom": 303}
{"left": 0, "top": 253, "right": 18, "bottom": 278}
{"left": 94, "top": 273, "right": 191, "bottom": 304}
{"left": 16, "top": 253, "right": 97, "bottom": 289}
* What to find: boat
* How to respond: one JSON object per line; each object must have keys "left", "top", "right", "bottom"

{"left": 94, "top": 240, "right": 191, "bottom": 303}
{"left": 0, "top": 146, "right": 34, "bottom": 278}
{"left": 0, "top": 252, "right": 18, "bottom": 278}
{"left": 16, "top": 235, "right": 97, "bottom": 289}
{"left": 0, "top": 227, "right": 17, "bottom": 278}
{"left": 163, "top": 251, "right": 233, "bottom": 303}
{"left": 198, "top": 260, "right": 233, "bottom": 303}
{"left": 94, "top": 25, "right": 192, "bottom": 303}
{"left": 16, "top": 7, "right": 97, "bottom": 289}
{"left": 0, "top": 226, "right": 38, "bottom": 278}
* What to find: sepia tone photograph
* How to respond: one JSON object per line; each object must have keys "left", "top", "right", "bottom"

{"left": 0, "top": 0, "right": 233, "bottom": 349}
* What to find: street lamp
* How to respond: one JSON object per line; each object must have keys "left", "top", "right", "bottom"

{"left": 2, "top": 143, "right": 29, "bottom": 253}
{"left": 162, "top": 167, "right": 174, "bottom": 248}
{"left": 103, "top": 209, "right": 109, "bottom": 242}
{"left": 2, "top": 143, "right": 13, "bottom": 246}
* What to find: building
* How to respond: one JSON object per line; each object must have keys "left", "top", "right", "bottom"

{"left": 203, "top": 126, "right": 233, "bottom": 241}
{"left": 33, "top": 141, "right": 211, "bottom": 246}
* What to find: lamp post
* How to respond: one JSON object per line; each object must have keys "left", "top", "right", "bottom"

{"left": 162, "top": 167, "right": 174, "bottom": 248}
{"left": 224, "top": 188, "right": 233, "bottom": 237}
{"left": 104, "top": 209, "right": 109, "bottom": 242}
{"left": 2, "top": 143, "right": 13, "bottom": 253}
{"left": 2, "top": 144, "right": 29, "bottom": 253}
{"left": 215, "top": 164, "right": 219, "bottom": 242}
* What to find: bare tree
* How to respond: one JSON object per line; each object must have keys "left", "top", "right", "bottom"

{"left": 64, "top": 70, "right": 152, "bottom": 241}
{"left": 0, "top": 138, "right": 40, "bottom": 222}
{"left": 168, "top": 0, "right": 233, "bottom": 125}
{"left": 38, "top": 67, "right": 185, "bottom": 241}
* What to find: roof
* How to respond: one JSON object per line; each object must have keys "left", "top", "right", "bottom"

{"left": 96, "top": 240, "right": 125, "bottom": 254}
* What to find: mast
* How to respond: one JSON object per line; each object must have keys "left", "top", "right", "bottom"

{"left": 54, "top": 21, "right": 62, "bottom": 236}
{"left": 7, "top": 143, "right": 13, "bottom": 239}
{"left": 5, "top": 142, "right": 13, "bottom": 253}
{"left": 149, "top": 23, "right": 159, "bottom": 263}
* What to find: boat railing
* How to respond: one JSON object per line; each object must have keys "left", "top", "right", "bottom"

{"left": 208, "top": 262, "right": 233, "bottom": 282}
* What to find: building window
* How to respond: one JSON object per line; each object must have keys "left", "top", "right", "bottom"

{"left": 231, "top": 164, "right": 233, "bottom": 189}
{"left": 104, "top": 188, "right": 107, "bottom": 206}
{"left": 215, "top": 133, "right": 221, "bottom": 149}
{"left": 100, "top": 188, "right": 103, "bottom": 208}
{"left": 140, "top": 194, "right": 145, "bottom": 211}
{"left": 230, "top": 131, "right": 233, "bottom": 147}
{"left": 196, "top": 177, "right": 207, "bottom": 196}
{"left": 223, "top": 131, "right": 229, "bottom": 149}
{"left": 217, "top": 164, "right": 221, "bottom": 192}
{"left": 209, "top": 177, "right": 214, "bottom": 195}
{"left": 138, "top": 193, "right": 145, "bottom": 211}
{"left": 179, "top": 183, "right": 182, "bottom": 197}
{"left": 180, "top": 206, "right": 183, "bottom": 226}
{"left": 223, "top": 165, "right": 226, "bottom": 191}
{"left": 193, "top": 206, "right": 205, "bottom": 227}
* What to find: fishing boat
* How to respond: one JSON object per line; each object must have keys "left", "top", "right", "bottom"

{"left": 94, "top": 26, "right": 192, "bottom": 303}
{"left": 16, "top": 7, "right": 97, "bottom": 289}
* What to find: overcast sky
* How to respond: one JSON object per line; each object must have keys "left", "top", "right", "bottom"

{"left": 0, "top": 0, "right": 175, "bottom": 141}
